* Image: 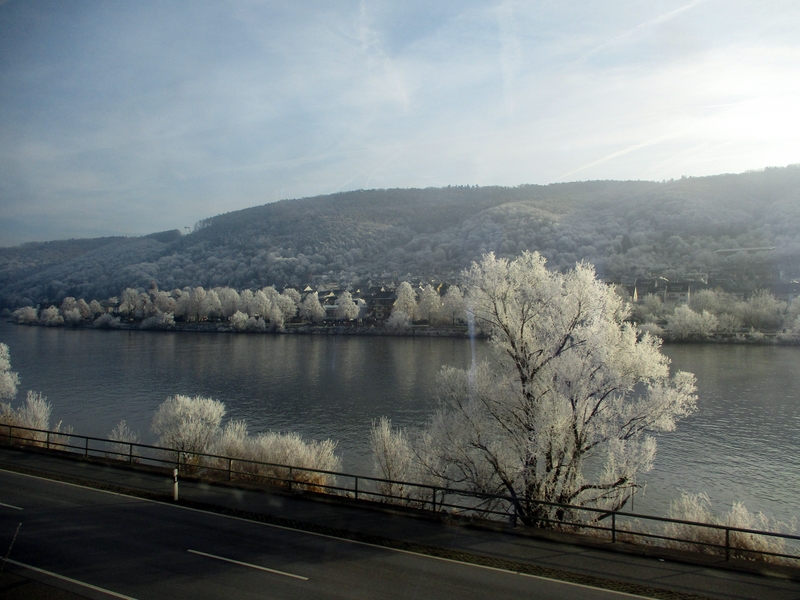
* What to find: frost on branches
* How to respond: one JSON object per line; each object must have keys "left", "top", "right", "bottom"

{"left": 415, "top": 252, "right": 697, "bottom": 526}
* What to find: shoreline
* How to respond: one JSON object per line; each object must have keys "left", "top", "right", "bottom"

{"left": 7, "top": 319, "right": 481, "bottom": 338}
{"left": 7, "top": 318, "right": 800, "bottom": 344}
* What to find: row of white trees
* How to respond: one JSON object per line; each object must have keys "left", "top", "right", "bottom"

{"left": 387, "top": 282, "right": 466, "bottom": 328}
{"left": 13, "top": 281, "right": 473, "bottom": 331}
{"left": 634, "top": 289, "right": 800, "bottom": 340}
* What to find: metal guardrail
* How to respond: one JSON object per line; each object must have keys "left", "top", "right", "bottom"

{"left": 2, "top": 423, "right": 798, "bottom": 564}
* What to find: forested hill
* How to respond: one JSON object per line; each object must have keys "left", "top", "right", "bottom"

{"left": 2, "top": 166, "right": 799, "bottom": 308}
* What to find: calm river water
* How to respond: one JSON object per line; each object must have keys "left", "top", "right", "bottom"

{"left": 1, "top": 321, "right": 798, "bottom": 522}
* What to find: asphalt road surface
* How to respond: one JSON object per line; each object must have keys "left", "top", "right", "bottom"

{"left": 0, "top": 469, "right": 656, "bottom": 600}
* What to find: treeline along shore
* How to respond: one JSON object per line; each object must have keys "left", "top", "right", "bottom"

{"left": 5, "top": 266, "right": 800, "bottom": 344}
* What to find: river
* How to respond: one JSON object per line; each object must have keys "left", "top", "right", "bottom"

{"left": 1, "top": 321, "right": 798, "bottom": 523}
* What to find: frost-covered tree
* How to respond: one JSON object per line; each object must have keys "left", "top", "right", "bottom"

{"left": 250, "top": 289, "right": 270, "bottom": 319}
{"left": 386, "top": 311, "right": 411, "bottom": 330}
{"left": 201, "top": 289, "right": 222, "bottom": 320}
{"left": 76, "top": 299, "right": 92, "bottom": 320}
{"left": 635, "top": 293, "right": 664, "bottom": 322}
{"left": 93, "top": 313, "right": 121, "bottom": 329}
{"left": 392, "top": 281, "right": 417, "bottom": 320}
{"left": 667, "top": 305, "right": 718, "bottom": 339}
{"left": 88, "top": 300, "right": 104, "bottom": 317}
{"left": 1, "top": 390, "right": 71, "bottom": 448}
{"left": 108, "top": 420, "right": 140, "bottom": 460}
{"left": 407, "top": 252, "right": 697, "bottom": 525}
{"left": 138, "top": 292, "right": 153, "bottom": 317}
{"left": 153, "top": 291, "right": 177, "bottom": 315}
{"left": 335, "top": 291, "right": 359, "bottom": 321}
{"left": 39, "top": 306, "right": 63, "bottom": 326}
{"left": 276, "top": 291, "right": 298, "bottom": 322}
{"left": 63, "top": 308, "right": 82, "bottom": 326}
{"left": 0, "top": 343, "right": 20, "bottom": 401}
{"left": 239, "top": 289, "right": 255, "bottom": 316}
{"left": 1, "top": 390, "right": 49, "bottom": 429}
{"left": 370, "top": 417, "right": 416, "bottom": 498}
{"left": 229, "top": 310, "right": 249, "bottom": 331}
{"left": 59, "top": 297, "right": 77, "bottom": 315}
{"left": 743, "top": 290, "right": 786, "bottom": 331}
{"left": 415, "top": 285, "right": 441, "bottom": 323}
{"left": 299, "top": 291, "right": 326, "bottom": 322}
{"left": 119, "top": 288, "right": 139, "bottom": 317}
{"left": 217, "top": 287, "right": 240, "bottom": 319}
{"left": 173, "top": 289, "right": 191, "bottom": 319}
{"left": 246, "top": 316, "right": 267, "bottom": 331}
{"left": 12, "top": 307, "right": 38, "bottom": 324}
{"left": 189, "top": 286, "right": 208, "bottom": 321}
{"left": 440, "top": 285, "right": 466, "bottom": 326}
{"left": 689, "top": 289, "right": 721, "bottom": 314}
{"left": 281, "top": 288, "right": 302, "bottom": 307}
{"left": 140, "top": 312, "right": 175, "bottom": 330}
{"left": 151, "top": 394, "right": 226, "bottom": 458}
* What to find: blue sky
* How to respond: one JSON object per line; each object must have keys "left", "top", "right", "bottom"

{"left": 1, "top": 0, "right": 798, "bottom": 245}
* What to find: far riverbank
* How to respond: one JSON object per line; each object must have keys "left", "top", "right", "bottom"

{"left": 8, "top": 317, "right": 800, "bottom": 345}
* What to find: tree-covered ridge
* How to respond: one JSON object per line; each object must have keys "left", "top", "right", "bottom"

{"left": 0, "top": 237, "right": 125, "bottom": 289}
{"left": 1, "top": 166, "right": 798, "bottom": 308}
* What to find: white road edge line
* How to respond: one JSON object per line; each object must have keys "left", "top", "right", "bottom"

{"left": 4, "top": 558, "right": 138, "bottom": 600}
{"left": 0, "top": 501, "right": 23, "bottom": 510}
{"left": 1, "top": 468, "right": 653, "bottom": 599}
{"left": 188, "top": 549, "right": 308, "bottom": 580}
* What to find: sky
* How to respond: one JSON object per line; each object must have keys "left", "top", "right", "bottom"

{"left": 1, "top": 1, "right": 799, "bottom": 246}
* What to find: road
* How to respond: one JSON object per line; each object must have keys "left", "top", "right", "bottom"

{"left": 1, "top": 469, "right": 650, "bottom": 600}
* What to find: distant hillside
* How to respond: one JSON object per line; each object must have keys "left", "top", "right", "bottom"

{"left": 2, "top": 167, "right": 799, "bottom": 308}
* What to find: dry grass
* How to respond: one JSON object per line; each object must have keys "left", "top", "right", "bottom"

{"left": 663, "top": 492, "right": 797, "bottom": 563}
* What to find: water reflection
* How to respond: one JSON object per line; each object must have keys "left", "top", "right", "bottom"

{"left": 1, "top": 322, "right": 798, "bottom": 522}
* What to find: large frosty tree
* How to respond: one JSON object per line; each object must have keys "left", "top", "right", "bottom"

{"left": 408, "top": 252, "right": 697, "bottom": 525}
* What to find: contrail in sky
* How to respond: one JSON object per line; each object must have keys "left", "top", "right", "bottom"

{"left": 556, "top": 131, "right": 683, "bottom": 181}
{"left": 581, "top": 0, "right": 707, "bottom": 60}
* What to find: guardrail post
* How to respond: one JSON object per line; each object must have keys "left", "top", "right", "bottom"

{"left": 84, "top": 437, "right": 89, "bottom": 457}
{"left": 228, "top": 458, "right": 232, "bottom": 481}
{"left": 354, "top": 476, "right": 358, "bottom": 500}
{"left": 129, "top": 443, "right": 133, "bottom": 463}
{"left": 725, "top": 528, "right": 730, "bottom": 561}
{"left": 432, "top": 487, "right": 436, "bottom": 512}
{"left": 46, "top": 431, "right": 50, "bottom": 449}
{"left": 288, "top": 467, "right": 293, "bottom": 491}
{"left": 612, "top": 512, "right": 616, "bottom": 543}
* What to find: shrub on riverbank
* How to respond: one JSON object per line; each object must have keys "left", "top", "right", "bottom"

{"left": 149, "top": 394, "right": 340, "bottom": 489}
{"left": 214, "top": 420, "right": 340, "bottom": 490}
{"left": 107, "top": 419, "right": 141, "bottom": 461}
{"left": 664, "top": 491, "right": 797, "bottom": 563}
{"left": 0, "top": 390, "right": 72, "bottom": 447}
